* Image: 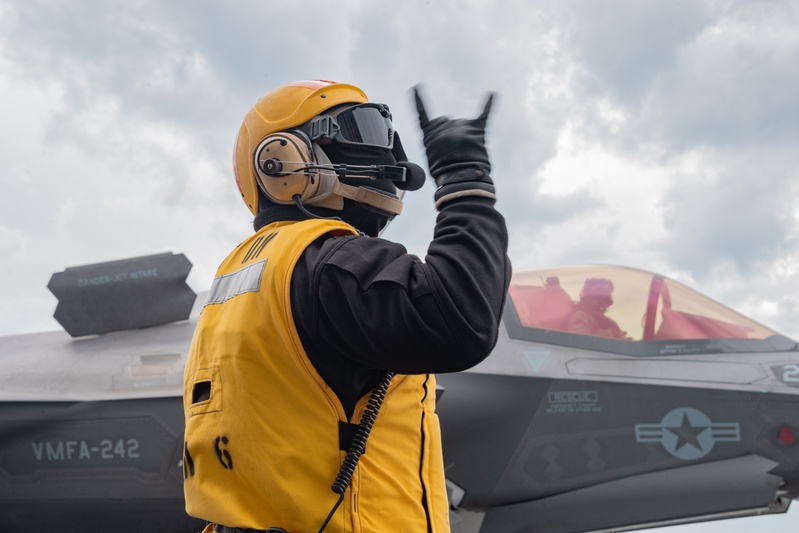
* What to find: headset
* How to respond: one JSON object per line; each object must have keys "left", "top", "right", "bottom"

{"left": 253, "top": 129, "right": 408, "bottom": 217}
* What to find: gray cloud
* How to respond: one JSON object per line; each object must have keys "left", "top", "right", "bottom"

{"left": 657, "top": 147, "right": 799, "bottom": 279}
{"left": 2, "top": 1, "right": 799, "bottom": 345}
{"left": 565, "top": 0, "right": 713, "bottom": 104}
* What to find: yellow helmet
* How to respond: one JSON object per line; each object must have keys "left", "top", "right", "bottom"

{"left": 234, "top": 80, "right": 369, "bottom": 215}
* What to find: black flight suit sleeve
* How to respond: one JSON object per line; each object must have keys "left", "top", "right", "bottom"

{"left": 290, "top": 197, "right": 511, "bottom": 416}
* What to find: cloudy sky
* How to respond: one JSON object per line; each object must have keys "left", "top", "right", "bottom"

{"left": 1, "top": 0, "right": 798, "bottom": 531}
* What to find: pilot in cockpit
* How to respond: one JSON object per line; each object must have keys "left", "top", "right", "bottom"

{"left": 568, "top": 278, "right": 629, "bottom": 339}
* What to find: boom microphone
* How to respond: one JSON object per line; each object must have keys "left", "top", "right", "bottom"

{"left": 394, "top": 161, "right": 426, "bottom": 191}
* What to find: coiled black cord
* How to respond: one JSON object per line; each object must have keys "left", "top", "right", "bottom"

{"left": 332, "top": 371, "right": 394, "bottom": 494}
{"left": 316, "top": 371, "right": 395, "bottom": 533}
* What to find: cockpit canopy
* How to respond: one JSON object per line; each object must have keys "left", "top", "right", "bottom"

{"left": 506, "top": 266, "right": 794, "bottom": 356}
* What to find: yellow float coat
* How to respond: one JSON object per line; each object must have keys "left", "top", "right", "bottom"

{"left": 183, "top": 219, "right": 449, "bottom": 532}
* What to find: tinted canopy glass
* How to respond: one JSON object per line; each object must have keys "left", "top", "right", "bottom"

{"left": 508, "top": 266, "right": 776, "bottom": 342}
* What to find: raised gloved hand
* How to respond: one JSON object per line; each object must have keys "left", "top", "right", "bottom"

{"left": 414, "top": 86, "right": 497, "bottom": 209}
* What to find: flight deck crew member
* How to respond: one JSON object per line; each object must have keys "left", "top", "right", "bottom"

{"left": 182, "top": 79, "right": 511, "bottom": 533}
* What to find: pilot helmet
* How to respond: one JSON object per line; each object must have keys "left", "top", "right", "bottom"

{"left": 580, "top": 278, "right": 615, "bottom": 299}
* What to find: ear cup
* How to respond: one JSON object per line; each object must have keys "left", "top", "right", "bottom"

{"left": 254, "top": 132, "right": 323, "bottom": 204}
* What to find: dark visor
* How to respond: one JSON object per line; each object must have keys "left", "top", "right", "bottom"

{"left": 307, "top": 103, "right": 394, "bottom": 151}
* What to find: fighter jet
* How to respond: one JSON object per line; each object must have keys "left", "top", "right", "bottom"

{"left": 1, "top": 254, "right": 797, "bottom": 533}
{"left": 443, "top": 265, "right": 799, "bottom": 532}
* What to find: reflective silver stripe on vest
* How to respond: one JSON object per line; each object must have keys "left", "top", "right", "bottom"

{"left": 206, "top": 260, "right": 266, "bottom": 305}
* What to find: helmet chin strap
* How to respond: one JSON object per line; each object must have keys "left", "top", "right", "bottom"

{"left": 309, "top": 135, "right": 405, "bottom": 217}
{"left": 290, "top": 142, "right": 404, "bottom": 216}
{"left": 285, "top": 167, "right": 402, "bottom": 216}
{"left": 330, "top": 180, "right": 403, "bottom": 216}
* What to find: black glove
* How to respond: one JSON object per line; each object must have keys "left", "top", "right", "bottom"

{"left": 414, "top": 86, "right": 497, "bottom": 208}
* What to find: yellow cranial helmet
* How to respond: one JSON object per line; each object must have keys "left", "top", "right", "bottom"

{"left": 233, "top": 80, "right": 370, "bottom": 215}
